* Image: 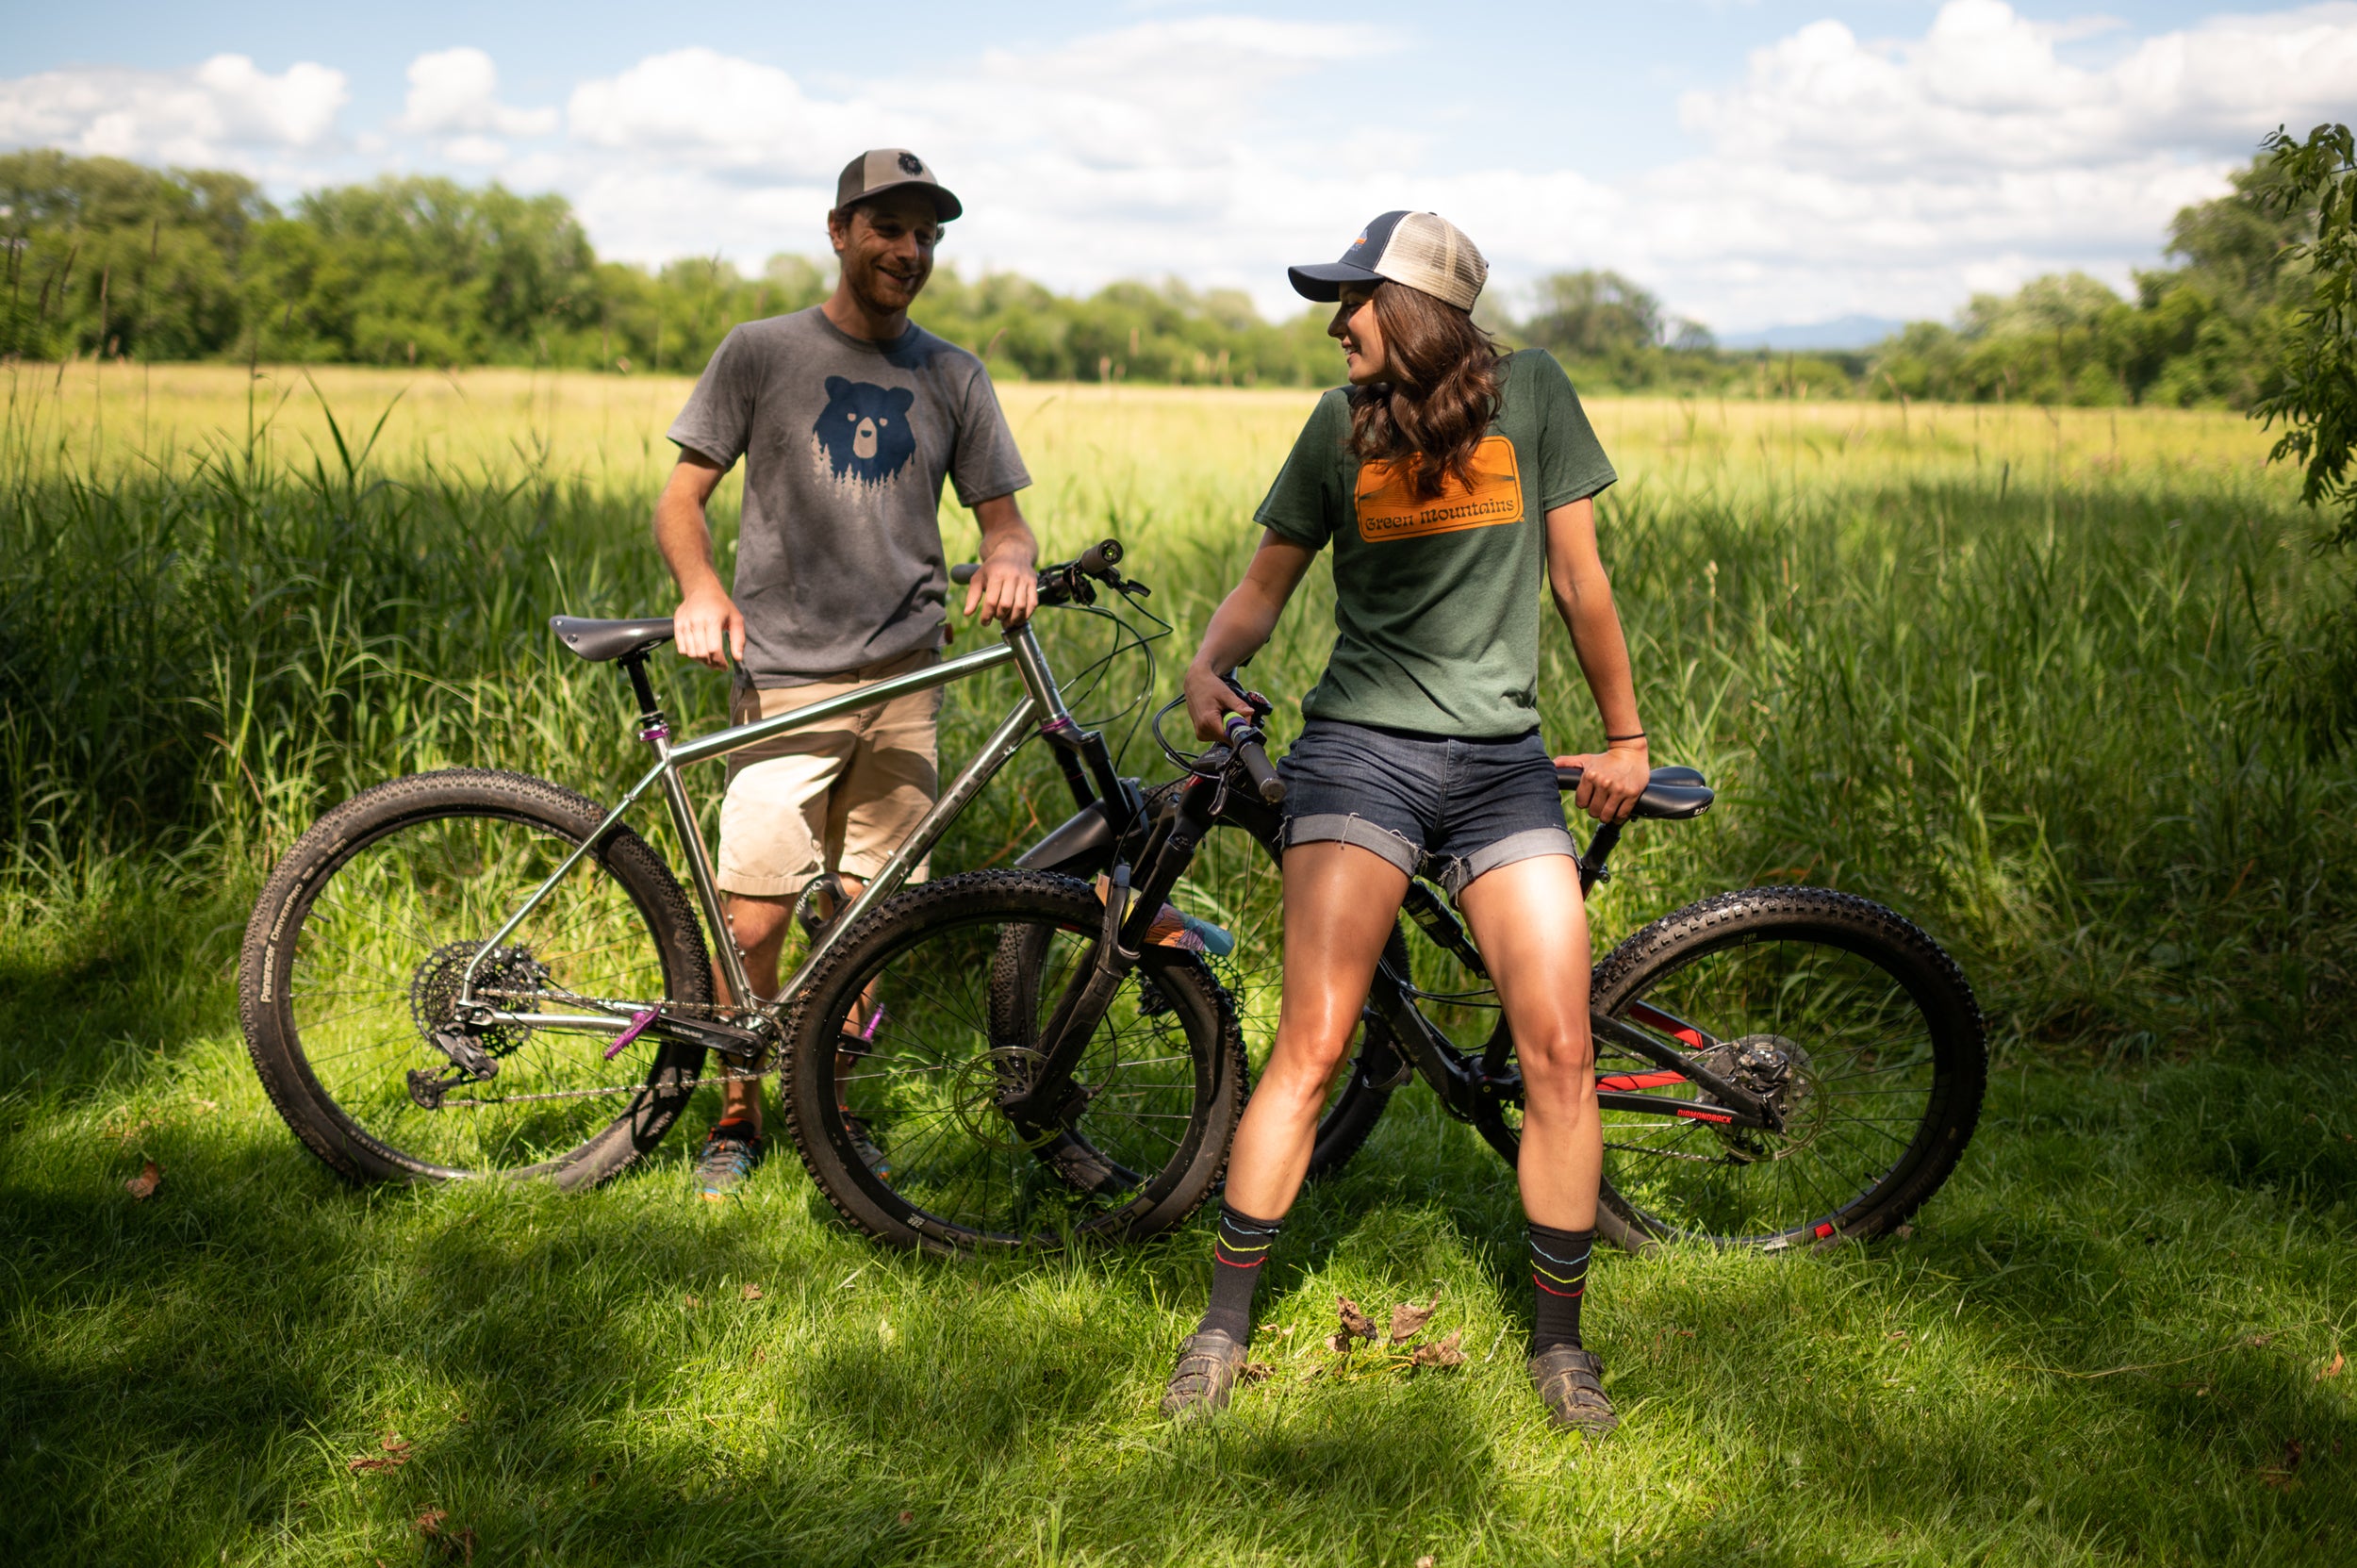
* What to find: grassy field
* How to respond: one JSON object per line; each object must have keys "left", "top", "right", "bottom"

{"left": 4, "top": 364, "right": 2354, "bottom": 1564}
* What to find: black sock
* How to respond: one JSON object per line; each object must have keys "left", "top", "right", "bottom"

{"left": 1197, "top": 1201, "right": 1283, "bottom": 1343}
{"left": 1528, "top": 1222, "right": 1593, "bottom": 1354}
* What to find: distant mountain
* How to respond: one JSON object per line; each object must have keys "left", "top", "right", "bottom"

{"left": 1716, "top": 314, "right": 1907, "bottom": 352}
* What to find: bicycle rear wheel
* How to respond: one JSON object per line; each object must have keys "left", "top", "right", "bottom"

{"left": 782, "top": 871, "right": 1245, "bottom": 1251}
{"left": 1476, "top": 886, "right": 1986, "bottom": 1249}
{"left": 238, "top": 769, "right": 713, "bottom": 1186}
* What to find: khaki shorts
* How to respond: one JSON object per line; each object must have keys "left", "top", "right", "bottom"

{"left": 716, "top": 648, "right": 943, "bottom": 900}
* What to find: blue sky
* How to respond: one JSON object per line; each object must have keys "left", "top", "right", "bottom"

{"left": 5, "top": 2, "right": 2351, "bottom": 331}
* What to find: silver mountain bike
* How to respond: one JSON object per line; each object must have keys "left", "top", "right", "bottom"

{"left": 235, "top": 540, "right": 1240, "bottom": 1204}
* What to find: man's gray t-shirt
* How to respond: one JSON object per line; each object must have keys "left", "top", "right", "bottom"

{"left": 668, "top": 307, "right": 1030, "bottom": 685}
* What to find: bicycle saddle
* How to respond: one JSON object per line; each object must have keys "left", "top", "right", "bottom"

{"left": 549, "top": 615, "right": 676, "bottom": 663}
{"left": 1553, "top": 763, "right": 1716, "bottom": 820}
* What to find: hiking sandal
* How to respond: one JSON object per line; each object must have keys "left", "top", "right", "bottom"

{"left": 1161, "top": 1329, "right": 1249, "bottom": 1419}
{"left": 1527, "top": 1345, "right": 1618, "bottom": 1434}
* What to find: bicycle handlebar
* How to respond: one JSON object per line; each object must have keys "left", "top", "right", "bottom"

{"left": 950, "top": 537, "right": 1132, "bottom": 606}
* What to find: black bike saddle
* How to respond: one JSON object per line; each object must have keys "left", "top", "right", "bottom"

{"left": 1553, "top": 763, "right": 1716, "bottom": 821}
{"left": 549, "top": 616, "right": 676, "bottom": 663}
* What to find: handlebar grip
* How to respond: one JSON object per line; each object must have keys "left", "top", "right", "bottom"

{"left": 949, "top": 562, "right": 980, "bottom": 586}
{"left": 1078, "top": 538, "right": 1123, "bottom": 576}
{"left": 1234, "top": 734, "right": 1286, "bottom": 805}
{"left": 1555, "top": 764, "right": 1584, "bottom": 791}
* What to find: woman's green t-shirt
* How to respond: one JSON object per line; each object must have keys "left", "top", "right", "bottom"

{"left": 1253, "top": 348, "right": 1617, "bottom": 739}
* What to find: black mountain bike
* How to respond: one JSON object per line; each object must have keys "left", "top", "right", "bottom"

{"left": 782, "top": 674, "right": 1987, "bottom": 1255}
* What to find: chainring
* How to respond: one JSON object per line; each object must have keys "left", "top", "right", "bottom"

{"left": 410, "top": 940, "right": 551, "bottom": 1058}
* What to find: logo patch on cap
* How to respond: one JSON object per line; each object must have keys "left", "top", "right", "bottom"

{"left": 898, "top": 152, "right": 924, "bottom": 175}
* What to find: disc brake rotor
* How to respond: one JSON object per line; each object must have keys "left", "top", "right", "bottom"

{"left": 1693, "top": 1032, "right": 1824, "bottom": 1161}
{"left": 947, "top": 1047, "right": 1064, "bottom": 1152}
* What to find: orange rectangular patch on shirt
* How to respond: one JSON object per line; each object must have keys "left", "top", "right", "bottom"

{"left": 1355, "top": 436, "right": 1523, "bottom": 542}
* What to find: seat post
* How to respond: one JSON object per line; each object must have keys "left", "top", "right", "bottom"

{"left": 1576, "top": 821, "right": 1624, "bottom": 895}
{"left": 618, "top": 652, "right": 668, "bottom": 744}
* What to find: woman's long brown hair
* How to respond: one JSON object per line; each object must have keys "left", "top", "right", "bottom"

{"left": 1346, "top": 281, "right": 1503, "bottom": 501}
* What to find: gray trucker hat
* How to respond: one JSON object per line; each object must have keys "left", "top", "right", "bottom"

{"left": 833, "top": 148, "right": 962, "bottom": 222}
{"left": 1290, "top": 210, "right": 1486, "bottom": 311}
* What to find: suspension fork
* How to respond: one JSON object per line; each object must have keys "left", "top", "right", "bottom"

{"left": 999, "top": 767, "right": 1220, "bottom": 1124}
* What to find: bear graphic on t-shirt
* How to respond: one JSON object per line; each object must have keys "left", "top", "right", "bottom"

{"left": 811, "top": 376, "right": 917, "bottom": 494}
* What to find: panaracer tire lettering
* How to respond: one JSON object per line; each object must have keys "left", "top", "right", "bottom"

{"left": 237, "top": 767, "right": 714, "bottom": 1187}
{"left": 1481, "top": 885, "right": 1986, "bottom": 1253}
{"left": 780, "top": 870, "right": 1246, "bottom": 1254}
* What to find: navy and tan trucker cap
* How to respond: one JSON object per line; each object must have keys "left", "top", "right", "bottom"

{"left": 1289, "top": 211, "right": 1487, "bottom": 311}
{"left": 833, "top": 149, "right": 962, "bottom": 222}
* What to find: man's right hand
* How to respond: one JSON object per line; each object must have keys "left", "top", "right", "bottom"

{"left": 674, "top": 583, "right": 746, "bottom": 669}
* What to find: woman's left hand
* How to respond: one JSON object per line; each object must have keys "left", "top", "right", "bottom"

{"left": 1555, "top": 740, "right": 1650, "bottom": 824}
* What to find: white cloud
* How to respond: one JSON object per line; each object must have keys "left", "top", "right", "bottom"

{"left": 1645, "top": 1, "right": 2357, "bottom": 324}
{"left": 398, "top": 48, "right": 558, "bottom": 140}
{"left": 0, "top": 54, "right": 347, "bottom": 167}
{"left": 544, "top": 5, "right": 2354, "bottom": 331}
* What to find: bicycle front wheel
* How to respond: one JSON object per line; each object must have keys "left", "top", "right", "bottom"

{"left": 782, "top": 871, "right": 1244, "bottom": 1251}
{"left": 238, "top": 769, "right": 714, "bottom": 1186}
{"left": 1477, "top": 886, "right": 1986, "bottom": 1249}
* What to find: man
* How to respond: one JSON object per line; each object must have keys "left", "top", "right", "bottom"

{"left": 655, "top": 148, "right": 1041, "bottom": 1199}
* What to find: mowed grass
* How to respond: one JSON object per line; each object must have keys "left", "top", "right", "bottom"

{"left": 4, "top": 365, "right": 2354, "bottom": 1565}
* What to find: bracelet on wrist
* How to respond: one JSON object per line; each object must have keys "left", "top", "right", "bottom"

{"left": 1606, "top": 730, "right": 1646, "bottom": 744}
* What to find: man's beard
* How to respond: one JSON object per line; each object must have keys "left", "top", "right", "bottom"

{"left": 853, "top": 262, "right": 925, "bottom": 315}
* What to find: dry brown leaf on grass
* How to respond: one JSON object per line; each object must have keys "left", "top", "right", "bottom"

{"left": 415, "top": 1509, "right": 477, "bottom": 1563}
{"left": 1336, "top": 1297, "right": 1377, "bottom": 1342}
{"left": 124, "top": 1161, "right": 161, "bottom": 1200}
{"left": 683, "top": 1295, "right": 701, "bottom": 1309}
{"left": 1389, "top": 1289, "right": 1441, "bottom": 1345}
{"left": 741, "top": 1283, "right": 764, "bottom": 1301}
{"left": 1411, "top": 1330, "right": 1467, "bottom": 1369}
{"left": 2320, "top": 1350, "right": 2345, "bottom": 1380}
{"left": 348, "top": 1434, "right": 411, "bottom": 1474}
{"left": 1241, "top": 1362, "right": 1275, "bottom": 1385}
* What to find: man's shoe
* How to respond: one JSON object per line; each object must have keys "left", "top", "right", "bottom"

{"left": 695, "top": 1122, "right": 765, "bottom": 1201}
{"left": 1527, "top": 1345, "right": 1618, "bottom": 1434}
{"left": 1161, "top": 1329, "right": 1249, "bottom": 1419}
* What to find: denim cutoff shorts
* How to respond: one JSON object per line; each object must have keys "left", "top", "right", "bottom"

{"left": 1275, "top": 719, "right": 1574, "bottom": 900}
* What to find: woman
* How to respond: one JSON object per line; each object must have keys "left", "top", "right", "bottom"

{"left": 1163, "top": 211, "right": 1650, "bottom": 1434}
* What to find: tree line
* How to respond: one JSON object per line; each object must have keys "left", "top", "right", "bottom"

{"left": 0, "top": 145, "right": 2319, "bottom": 409}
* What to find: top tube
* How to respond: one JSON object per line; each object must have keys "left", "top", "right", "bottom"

{"left": 665, "top": 640, "right": 1019, "bottom": 768}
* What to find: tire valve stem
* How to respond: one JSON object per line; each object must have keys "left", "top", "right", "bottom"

{"left": 605, "top": 1009, "right": 657, "bottom": 1061}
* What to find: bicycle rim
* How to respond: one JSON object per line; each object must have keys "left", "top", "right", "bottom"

{"left": 280, "top": 807, "right": 697, "bottom": 1178}
{"left": 1588, "top": 933, "right": 1951, "bottom": 1246}
{"left": 813, "top": 902, "right": 1224, "bottom": 1246}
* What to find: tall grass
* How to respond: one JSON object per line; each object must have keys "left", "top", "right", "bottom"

{"left": 8, "top": 365, "right": 2343, "bottom": 1060}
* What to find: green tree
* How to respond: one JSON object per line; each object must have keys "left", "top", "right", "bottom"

{"left": 2253, "top": 123, "right": 2357, "bottom": 545}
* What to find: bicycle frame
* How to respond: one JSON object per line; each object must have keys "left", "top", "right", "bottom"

{"left": 455, "top": 619, "right": 1129, "bottom": 1047}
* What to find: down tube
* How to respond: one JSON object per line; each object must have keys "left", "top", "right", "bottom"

{"left": 766, "top": 695, "right": 1044, "bottom": 1015}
